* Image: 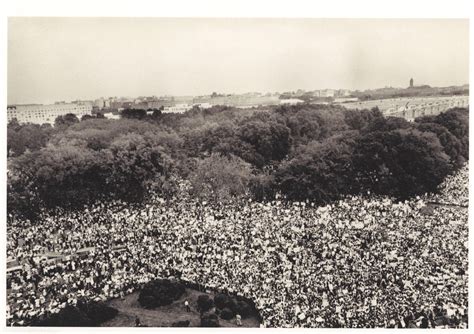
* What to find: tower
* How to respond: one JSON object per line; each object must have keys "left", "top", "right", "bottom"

{"left": 409, "top": 78, "right": 414, "bottom": 88}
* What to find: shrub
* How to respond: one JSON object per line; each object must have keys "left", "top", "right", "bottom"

{"left": 138, "top": 279, "right": 185, "bottom": 309}
{"left": 77, "top": 301, "right": 118, "bottom": 325}
{"left": 234, "top": 300, "right": 253, "bottom": 318}
{"left": 220, "top": 307, "right": 235, "bottom": 320}
{"left": 200, "top": 313, "right": 219, "bottom": 327}
{"left": 31, "top": 301, "right": 118, "bottom": 327}
{"left": 197, "top": 295, "right": 214, "bottom": 313}
{"left": 214, "top": 293, "right": 231, "bottom": 310}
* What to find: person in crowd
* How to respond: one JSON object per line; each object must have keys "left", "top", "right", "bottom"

{"left": 185, "top": 300, "right": 190, "bottom": 312}
{"left": 236, "top": 313, "right": 242, "bottom": 326}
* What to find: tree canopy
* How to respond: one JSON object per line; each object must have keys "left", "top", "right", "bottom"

{"left": 7, "top": 105, "right": 469, "bottom": 217}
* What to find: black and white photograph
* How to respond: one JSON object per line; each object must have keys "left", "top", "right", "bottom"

{"left": 2, "top": 0, "right": 471, "bottom": 331}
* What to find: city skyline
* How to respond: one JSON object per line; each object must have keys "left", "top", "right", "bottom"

{"left": 8, "top": 18, "right": 469, "bottom": 105}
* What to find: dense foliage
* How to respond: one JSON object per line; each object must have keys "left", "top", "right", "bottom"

{"left": 30, "top": 301, "right": 118, "bottom": 327}
{"left": 200, "top": 313, "right": 220, "bottom": 327}
{"left": 197, "top": 295, "right": 214, "bottom": 313}
{"left": 214, "top": 293, "right": 256, "bottom": 319}
{"left": 7, "top": 104, "right": 469, "bottom": 218}
{"left": 138, "top": 279, "right": 185, "bottom": 309}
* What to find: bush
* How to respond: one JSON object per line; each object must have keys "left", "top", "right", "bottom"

{"left": 234, "top": 300, "right": 253, "bottom": 318}
{"left": 77, "top": 300, "right": 118, "bottom": 325}
{"left": 138, "top": 279, "right": 185, "bottom": 309}
{"left": 214, "top": 293, "right": 231, "bottom": 310}
{"left": 196, "top": 295, "right": 214, "bottom": 313}
{"left": 220, "top": 307, "right": 235, "bottom": 320}
{"left": 31, "top": 301, "right": 118, "bottom": 327}
{"left": 200, "top": 313, "right": 219, "bottom": 327}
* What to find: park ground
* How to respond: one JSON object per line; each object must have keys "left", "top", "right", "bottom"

{"left": 101, "top": 288, "right": 260, "bottom": 327}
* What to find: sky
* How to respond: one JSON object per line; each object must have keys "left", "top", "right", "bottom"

{"left": 7, "top": 18, "right": 469, "bottom": 104}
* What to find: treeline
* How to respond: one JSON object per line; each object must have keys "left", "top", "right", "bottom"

{"left": 7, "top": 104, "right": 469, "bottom": 218}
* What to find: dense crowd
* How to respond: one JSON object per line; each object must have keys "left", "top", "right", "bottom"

{"left": 7, "top": 165, "right": 468, "bottom": 328}
{"left": 428, "top": 164, "right": 469, "bottom": 207}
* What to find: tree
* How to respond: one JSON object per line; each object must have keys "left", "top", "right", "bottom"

{"left": 7, "top": 121, "right": 54, "bottom": 157}
{"left": 54, "top": 113, "right": 79, "bottom": 128}
{"left": 8, "top": 118, "right": 177, "bottom": 213}
{"left": 151, "top": 108, "right": 162, "bottom": 119}
{"left": 7, "top": 164, "right": 42, "bottom": 220}
{"left": 121, "top": 108, "right": 147, "bottom": 120}
{"left": 236, "top": 120, "right": 292, "bottom": 168}
{"left": 433, "top": 108, "right": 469, "bottom": 160}
{"left": 343, "top": 107, "right": 384, "bottom": 131}
{"left": 432, "top": 108, "right": 469, "bottom": 141}
{"left": 275, "top": 132, "right": 358, "bottom": 202}
{"left": 362, "top": 115, "right": 411, "bottom": 134}
{"left": 353, "top": 128, "right": 452, "bottom": 199}
{"left": 105, "top": 132, "right": 172, "bottom": 202}
{"left": 7, "top": 124, "right": 26, "bottom": 157}
{"left": 200, "top": 122, "right": 237, "bottom": 155}
{"left": 416, "top": 122, "right": 465, "bottom": 168}
{"left": 249, "top": 171, "right": 276, "bottom": 201}
{"left": 10, "top": 145, "right": 108, "bottom": 208}
{"left": 81, "top": 114, "right": 95, "bottom": 121}
{"left": 189, "top": 154, "right": 253, "bottom": 201}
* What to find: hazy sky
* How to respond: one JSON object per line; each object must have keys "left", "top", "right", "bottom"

{"left": 8, "top": 18, "right": 469, "bottom": 104}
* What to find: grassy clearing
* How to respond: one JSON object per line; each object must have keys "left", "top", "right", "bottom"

{"left": 101, "top": 288, "right": 260, "bottom": 327}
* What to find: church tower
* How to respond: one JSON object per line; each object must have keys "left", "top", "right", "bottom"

{"left": 409, "top": 78, "right": 414, "bottom": 88}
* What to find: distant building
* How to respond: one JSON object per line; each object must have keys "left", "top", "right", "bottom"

{"left": 335, "top": 89, "right": 351, "bottom": 97}
{"left": 94, "top": 98, "right": 105, "bottom": 108}
{"left": 280, "top": 98, "right": 304, "bottom": 105}
{"left": 334, "top": 97, "right": 359, "bottom": 103}
{"left": 103, "top": 112, "right": 121, "bottom": 120}
{"left": 7, "top": 103, "right": 92, "bottom": 125}
{"left": 193, "top": 94, "right": 279, "bottom": 107}
{"left": 320, "top": 89, "right": 335, "bottom": 98}
{"left": 410, "top": 78, "right": 414, "bottom": 88}
{"left": 193, "top": 102, "right": 213, "bottom": 109}
{"left": 163, "top": 104, "right": 192, "bottom": 114}
{"left": 146, "top": 99, "right": 175, "bottom": 109}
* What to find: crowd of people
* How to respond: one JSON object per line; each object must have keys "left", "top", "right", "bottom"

{"left": 7, "top": 165, "right": 468, "bottom": 328}
{"left": 427, "top": 164, "right": 469, "bottom": 207}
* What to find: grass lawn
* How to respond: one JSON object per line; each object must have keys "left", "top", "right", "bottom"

{"left": 100, "top": 287, "right": 260, "bottom": 327}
